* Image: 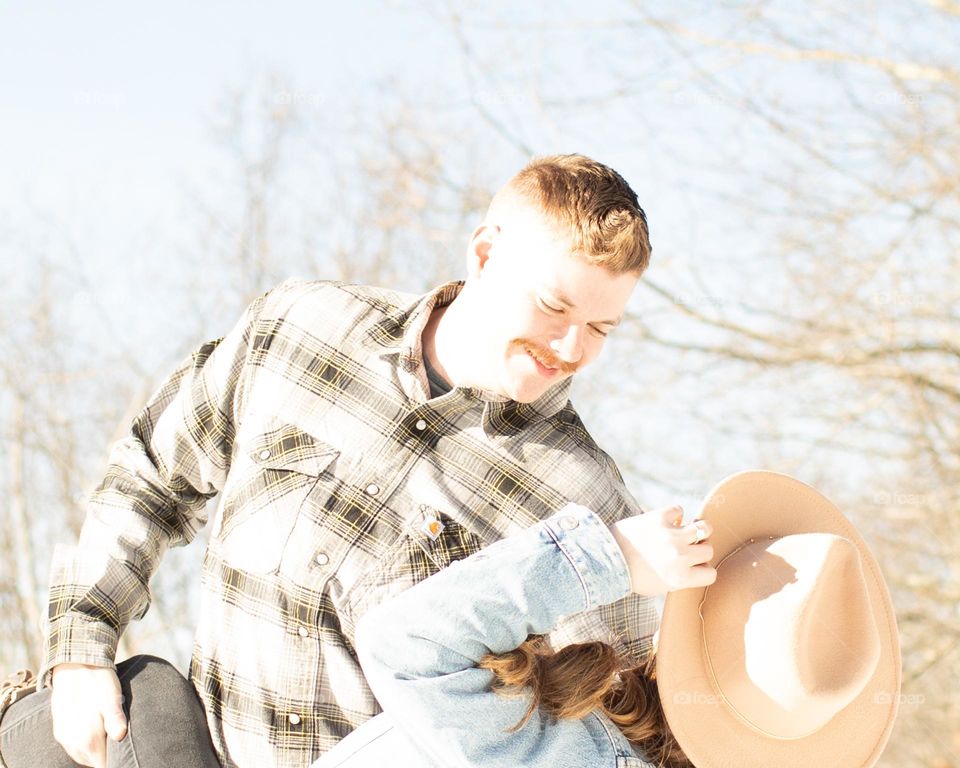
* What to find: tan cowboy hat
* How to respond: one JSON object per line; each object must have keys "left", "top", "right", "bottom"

{"left": 656, "top": 470, "right": 901, "bottom": 768}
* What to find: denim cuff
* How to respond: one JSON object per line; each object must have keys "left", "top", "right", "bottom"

{"left": 542, "top": 503, "right": 632, "bottom": 610}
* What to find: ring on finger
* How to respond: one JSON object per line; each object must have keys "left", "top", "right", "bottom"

{"left": 691, "top": 520, "right": 708, "bottom": 544}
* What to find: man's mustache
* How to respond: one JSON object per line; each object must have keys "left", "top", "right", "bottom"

{"left": 512, "top": 339, "right": 578, "bottom": 376}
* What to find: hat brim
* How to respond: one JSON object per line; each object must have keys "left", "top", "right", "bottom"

{"left": 657, "top": 470, "right": 901, "bottom": 768}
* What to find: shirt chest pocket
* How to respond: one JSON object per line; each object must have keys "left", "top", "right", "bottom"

{"left": 214, "top": 422, "right": 339, "bottom": 575}
{"left": 344, "top": 506, "right": 487, "bottom": 630}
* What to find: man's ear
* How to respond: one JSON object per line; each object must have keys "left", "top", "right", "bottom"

{"left": 466, "top": 224, "right": 498, "bottom": 280}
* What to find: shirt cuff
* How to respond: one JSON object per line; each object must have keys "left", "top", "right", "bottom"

{"left": 39, "top": 615, "right": 120, "bottom": 689}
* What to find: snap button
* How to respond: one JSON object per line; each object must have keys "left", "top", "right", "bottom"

{"left": 315, "top": 552, "right": 329, "bottom": 566}
{"left": 415, "top": 418, "right": 427, "bottom": 431}
{"left": 258, "top": 449, "right": 271, "bottom": 460}
{"left": 288, "top": 713, "right": 301, "bottom": 725}
{"left": 558, "top": 515, "right": 579, "bottom": 531}
{"left": 297, "top": 625, "right": 308, "bottom": 638}
{"left": 365, "top": 483, "right": 380, "bottom": 496}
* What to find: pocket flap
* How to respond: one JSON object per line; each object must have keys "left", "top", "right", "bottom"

{"left": 247, "top": 422, "right": 338, "bottom": 476}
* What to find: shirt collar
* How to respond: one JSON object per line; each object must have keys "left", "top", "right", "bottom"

{"left": 364, "top": 280, "right": 573, "bottom": 426}
{"left": 364, "top": 280, "right": 463, "bottom": 364}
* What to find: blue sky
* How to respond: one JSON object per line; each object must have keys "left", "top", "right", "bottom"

{"left": 0, "top": 1, "right": 836, "bottom": 500}
{"left": 1, "top": 2, "right": 460, "bottom": 214}
{"left": 2, "top": 0, "right": 937, "bottom": 510}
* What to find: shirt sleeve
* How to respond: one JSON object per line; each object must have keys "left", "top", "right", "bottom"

{"left": 353, "top": 503, "right": 636, "bottom": 768}
{"left": 39, "top": 285, "right": 276, "bottom": 685}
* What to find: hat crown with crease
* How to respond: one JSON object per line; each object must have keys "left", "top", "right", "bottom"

{"left": 657, "top": 470, "right": 901, "bottom": 768}
{"left": 701, "top": 532, "right": 881, "bottom": 739}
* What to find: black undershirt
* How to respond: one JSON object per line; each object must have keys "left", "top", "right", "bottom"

{"left": 422, "top": 352, "right": 452, "bottom": 398}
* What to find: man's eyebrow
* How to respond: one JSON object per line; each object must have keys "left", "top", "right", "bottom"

{"left": 545, "top": 288, "right": 622, "bottom": 326}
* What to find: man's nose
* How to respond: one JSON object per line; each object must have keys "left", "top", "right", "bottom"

{"left": 549, "top": 324, "right": 584, "bottom": 364}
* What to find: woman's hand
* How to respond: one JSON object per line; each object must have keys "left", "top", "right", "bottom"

{"left": 609, "top": 505, "right": 717, "bottom": 596}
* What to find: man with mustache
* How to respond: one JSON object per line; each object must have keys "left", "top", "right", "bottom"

{"left": 421, "top": 179, "right": 636, "bottom": 406}
{"left": 1, "top": 154, "right": 715, "bottom": 768}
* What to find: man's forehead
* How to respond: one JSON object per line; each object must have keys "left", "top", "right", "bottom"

{"left": 489, "top": 195, "right": 568, "bottom": 244}
{"left": 494, "top": 218, "right": 578, "bottom": 275}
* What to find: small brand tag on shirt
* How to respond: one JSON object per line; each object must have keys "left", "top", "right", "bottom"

{"left": 421, "top": 515, "right": 445, "bottom": 541}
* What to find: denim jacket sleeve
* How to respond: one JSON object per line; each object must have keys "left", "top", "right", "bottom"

{"left": 353, "top": 503, "right": 646, "bottom": 768}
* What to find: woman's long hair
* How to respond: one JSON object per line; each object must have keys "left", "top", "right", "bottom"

{"left": 478, "top": 636, "right": 692, "bottom": 768}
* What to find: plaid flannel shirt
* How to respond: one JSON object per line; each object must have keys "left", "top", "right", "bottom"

{"left": 41, "top": 278, "right": 658, "bottom": 768}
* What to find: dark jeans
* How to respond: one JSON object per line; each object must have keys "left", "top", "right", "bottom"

{"left": 0, "top": 655, "right": 221, "bottom": 768}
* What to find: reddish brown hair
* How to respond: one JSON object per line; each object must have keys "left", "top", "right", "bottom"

{"left": 492, "top": 154, "right": 652, "bottom": 275}
{"left": 479, "top": 636, "right": 691, "bottom": 768}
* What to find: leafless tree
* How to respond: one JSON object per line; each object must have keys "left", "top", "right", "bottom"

{"left": 428, "top": 3, "right": 959, "bottom": 764}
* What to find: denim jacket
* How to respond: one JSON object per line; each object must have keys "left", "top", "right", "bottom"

{"left": 314, "top": 504, "right": 657, "bottom": 768}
